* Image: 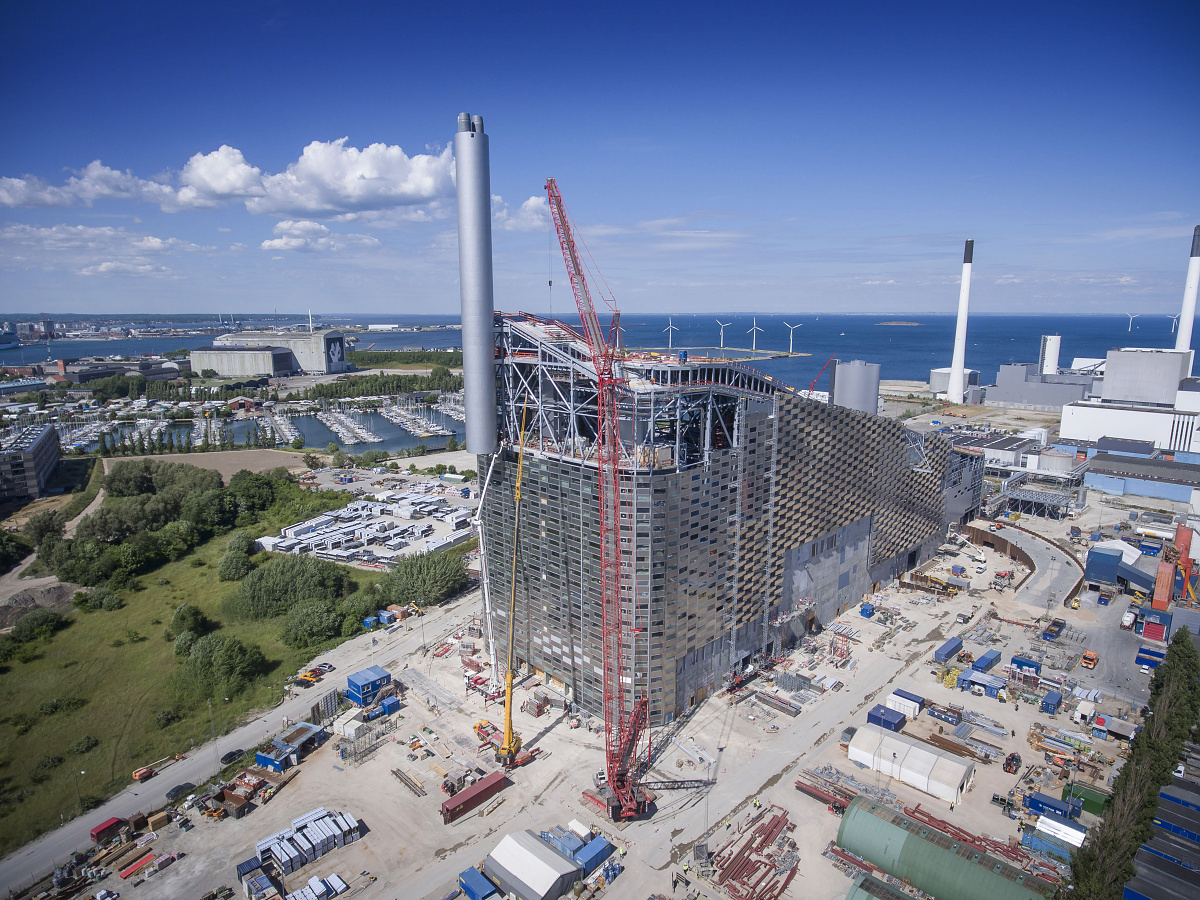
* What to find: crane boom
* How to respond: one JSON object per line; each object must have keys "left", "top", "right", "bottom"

{"left": 545, "top": 178, "right": 647, "bottom": 819}
{"left": 497, "top": 407, "right": 528, "bottom": 766}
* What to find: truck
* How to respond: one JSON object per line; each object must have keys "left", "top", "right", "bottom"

{"left": 951, "top": 564, "right": 967, "bottom": 577}
{"left": 1042, "top": 618, "right": 1066, "bottom": 641}
{"left": 1081, "top": 650, "right": 1098, "bottom": 669}
{"left": 1121, "top": 610, "right": 1136, "bottom": 630}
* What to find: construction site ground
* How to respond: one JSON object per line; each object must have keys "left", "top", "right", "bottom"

{"left": 16, "top": 514, "right": 1157, "bottom": 900}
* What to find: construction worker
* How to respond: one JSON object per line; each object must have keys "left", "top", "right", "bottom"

{"left": 725, "top": 818, "right": 731, "bottom": 830}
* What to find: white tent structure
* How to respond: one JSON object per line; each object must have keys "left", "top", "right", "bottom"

{"left": 484, "top": 830, "right": 581, "bottom": 900}
{"left": 847, "top": 724, "right": 974, "bottom": 804}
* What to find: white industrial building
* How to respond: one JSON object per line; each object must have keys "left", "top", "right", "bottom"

{"left": 483, "top": 830, "right": 581, "bottom": 900}
{"left": 191, "top": 345, "right": 296, "bottom": 378}
{"left": 847, "top": 723, "right": 975, "bottom": 804}
{"left": 207, "top": 329, "right": 347, "bottom": 375}
{"left": 1059, "top": 348, "right": 1200, "bottom": 452}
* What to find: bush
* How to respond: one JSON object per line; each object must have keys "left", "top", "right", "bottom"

{"left": 23, "top": 510, "right": 66, "bottom": 546}
{"left": 170, "top": 603, "right": 207, "bottom": 636}
{"left": 79, "top": 794, "right": 102, "bottom": 812}
{"left": 36, "top": 700, "right": 59, "bottom": 717}
{"left": 69, "top": 735, "right": 99, "bottom": 754}
{"left": 174, "top": 631, "right": 196, "bottom": 657}
{"left": 225, "top": 531, "right": 255, "bottom": 556}
{"left": 30, "top": 755, "right": 63, "bottom": 782}
{"left": 380, "top": 548, "right": 468, "bottom": 608}
{"left": 171, "top": 635, "right": 267, "bottom": 704}
{"left": 57, "top": 697, "right": 86, "bottom": 713}
{"left": 229, "top": 555, "right": 353, "bottom": 620}
{"left": 217, "top": 550, "right": 252, "bottom": 582}
{"left": 279, "top": 600, "right": 341, "bottom": 650}
{"left": 189, "top": 557, "right": 206, "bottom": 567}
{"left": 11, "top": 609, "right": 64, "bottom": 643}
{"left": 10, "top": 713, "right": 35, "bottom": 735}
{"left": 154, "top": 709, "right": 181, "bottom": 729}
{"left": 73, "top": 588, "right": 124, "bottom": 612}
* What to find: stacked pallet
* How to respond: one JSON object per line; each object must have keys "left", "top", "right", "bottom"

{"left": 254, "top": 808, "right": 360, "bottom": 875}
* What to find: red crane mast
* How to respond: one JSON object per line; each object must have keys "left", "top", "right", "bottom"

{"left": 545, "top": 178, "right": 648, "bottom": 820}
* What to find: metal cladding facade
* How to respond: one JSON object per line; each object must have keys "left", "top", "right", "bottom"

{"left": 455, "top": 112, "right": 499, "bottom": 454}
{"left": 1175, "top": 225, "right": 1200, "bottom": 361}
{"left": 830, "top": 359, "right": 881, "bottom": 414}
{"left": 946, "top": 239, "right": 974, "bottom": 405}
{"left": 478, "top": 315, "right": 981, "bottom": 724}
{"left": 836, "top": 798, "right": 1054, "bottom": 900}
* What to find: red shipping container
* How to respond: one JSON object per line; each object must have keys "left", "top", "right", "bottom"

{"left": 1153, "top": 560, "right": 1174, "bottom": 611}
{"left": 440, "top": 770, "right": 507, "bottom": 824}
{"left": 90, "top": 816, "right": 126, "bottom": 843}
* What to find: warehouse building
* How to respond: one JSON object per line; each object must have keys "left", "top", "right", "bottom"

{"left": 478, "top": 313, "right": 984, "bottom": 726}
{"left": 0, "top": 424, "right": 60, "bottom": 501}
{"left": 836, "top": 797, "right": 1055, "bottom": 900}
{"left": 191, "top": 346, "right": 296, "bottom": 378}
{"left": 846, "top": 723, "right": 975, "bottom": 804}
{"left": 482, "top": 830, "right": 581, "bottom": 900}
{"left": 210, "top": 330, "right": 346, "bottom": 375}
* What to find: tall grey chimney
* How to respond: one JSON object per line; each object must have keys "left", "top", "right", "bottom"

{"left": 455, "top": 112, "right": 498, "bottom": 454}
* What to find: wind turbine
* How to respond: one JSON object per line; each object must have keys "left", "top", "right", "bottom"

{"left": 1171, "top": 313, "right": 1181, "bottom": 333}
{"left": 1126, "top": 313, "right": 1139, "bottom": 332}
{"left": 716, "top": 319, "right": 731, "bottom": 349}
{"left": 748, "top": 317, "right": 764, "bottom": 351}
{"left": 784, "top": 321, "right": 802, "bottom": 354}
{"left": 664, "top": 317, "right": 679, "bottom": 350}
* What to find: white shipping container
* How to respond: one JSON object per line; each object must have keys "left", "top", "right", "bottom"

{"left": 886, "top": 693, "right": 921, "bottom": 719}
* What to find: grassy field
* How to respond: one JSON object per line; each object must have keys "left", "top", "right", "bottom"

{"left": 0, "top": 528, "right": 384, "bottom": 855}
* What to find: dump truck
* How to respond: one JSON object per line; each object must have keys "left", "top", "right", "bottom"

{"left": 1081, "top": 650, "right": 1098, "bottom": 669}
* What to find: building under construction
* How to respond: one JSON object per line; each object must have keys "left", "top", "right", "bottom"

{"left": 477, "top": 314, "right": 982, "bottom": 725}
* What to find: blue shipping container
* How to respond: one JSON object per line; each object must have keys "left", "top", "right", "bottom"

{"left": 927, "top": 705, "right": 962, "bottom": 726}
{"left": 1020, "top": 830, "right": 1074, "bottom": 862}
{"left": 346, "top": 665, "right": 392, "bottom": 707}
{"left": 574, "top": 836, "right": 614, "bottom": 876}
{"left": 1011, "top": 655, "right": 1043, "bottom": 675}
{"left": 1153, "top": 804, "right": 1200, "bottom": 843}
{"left": 867, "top": 704, "right": 906, "bottom": 732}
{"left": 459, "top": 866, "right": 497, "bottom": 900}
{"left": 1085, "top": 549, "right": 1122, "bottom": 586}
{"left": 380, "top": 696, "right": 400, "bottom": 716}
{"left": 892, "top": 689, "right": 925, "bottom": 710}
{"left": 1026, "top": 792, "right": 1082, "bottom": 820}
{"left": 363, "top": 616, "right": 378, "bottom": 629}
{"left": 1138, "top": 646, "right": 1167, "bottom": 660}
{"left": 934, "top": 637, "right": 963, "bottom": 663}
{"left": 1041, "top": 690, "right": 1063, "bottom": 714}
{"left": 973, "top": 649, "right": 1001, "bottom": 672}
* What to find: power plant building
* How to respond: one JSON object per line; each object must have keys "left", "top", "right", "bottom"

{"left": 478, "top": 314, "right": 984, "bottom": 724}
{"left": 196, "top": 330, "right": 348, "bottom": 376}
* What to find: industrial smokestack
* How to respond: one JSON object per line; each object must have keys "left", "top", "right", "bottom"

{"left": 1039, "top": 334, "right": 1061, "bottom": 376}
{"left": 946, "top": 239, "right": 974, "bottom": 405}
{"left": 1174, "top": 226, "right": 1200, "bottom": 370}
{"left": 455, "top": 112, "right": 499, "bottom": 454}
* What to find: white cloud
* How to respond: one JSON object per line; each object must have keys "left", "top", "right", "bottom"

{"left": 259, "top": 218, "right": 380, "bottom": 253}
{"left": 0, "top": 139, "right": 455, "bottom": 219}
{"left": 0, "top": 222, "right": 209, "bottom": 277}
{"left": 493, "top": 194, "right": 548, "bottom": 232}
{"left": 862, "top": 279, "right": 898, "bottom": 285}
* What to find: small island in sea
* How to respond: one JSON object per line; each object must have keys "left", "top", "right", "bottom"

{"left": 875, "top": 321, "right": 921, "bottom": 326}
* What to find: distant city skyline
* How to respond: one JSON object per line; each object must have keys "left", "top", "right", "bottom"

{"left": 1, "top": 2, "right": 1197, "bottom": 316}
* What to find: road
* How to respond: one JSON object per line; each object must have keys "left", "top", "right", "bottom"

{"left": 1002, "top": 526, "right": 1084, "bottom": 613}
{"left": 0, "top": 592, "right": 485, "bottom": 895}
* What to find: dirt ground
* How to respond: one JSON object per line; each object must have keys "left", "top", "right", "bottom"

{"left": 101, "top": 449, "right": 311, "bottom": 479}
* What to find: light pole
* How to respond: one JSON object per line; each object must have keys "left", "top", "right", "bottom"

{"left": 207, "top": 698, "right": 217, "bottom": 775}
{"left": 74, "top": 770, "right": 85, "bottom": 812}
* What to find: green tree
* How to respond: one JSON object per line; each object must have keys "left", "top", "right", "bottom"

{"left": 227, "top": 554, "right": 353, "bottom": 620}
{"left": 379, "top": 548, "right": 468, "bottom": 608}
{"left": 278, "top": 599, "right": 341, "bottom": 649}
{"left": 170, "top": 603, "right": 208, "bottom": 636}
{"left": 218, "top": 550, "right": 252, "bottom": 581}
{"left": 291, "top": 435, "right": 304, "bottom": 450}
{"left": 23, "top": 510, "right": 66, "bottom": 546}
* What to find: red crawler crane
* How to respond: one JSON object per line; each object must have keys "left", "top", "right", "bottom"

{"left": 546, "top": 178, "right": 649, "bottom": 820}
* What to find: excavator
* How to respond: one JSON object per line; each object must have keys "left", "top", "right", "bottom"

{"left": 494, "top": 408, "right": 529, "bottom": 768}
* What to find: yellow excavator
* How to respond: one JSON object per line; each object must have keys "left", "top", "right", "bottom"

{"left": 495, "top": 409, "right": 528, "bottom": 767}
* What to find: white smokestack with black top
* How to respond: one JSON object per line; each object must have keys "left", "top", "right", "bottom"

{"left": 946, "top": 239, "right": 973, "bottom": 405}
{"left": 1174, "top": 225, "right": 1200, "bottom": 371}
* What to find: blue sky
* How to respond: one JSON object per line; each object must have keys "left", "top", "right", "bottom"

{"left": 1, "top": 1, "right": 1197, "bottom": 317}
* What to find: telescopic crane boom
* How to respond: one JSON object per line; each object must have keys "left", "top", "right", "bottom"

{"left": 496, "top": 409, "right": 528, "bottom": 767}
{"left": 546, "top": 178, "right": 648, "bottom": 820}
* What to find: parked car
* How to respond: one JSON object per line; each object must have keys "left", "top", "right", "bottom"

{"left": 166, "top": 782, "right": 195, "bottom": 802}
{"left": 220, "top": 749, "right": 243, "bottom": 766}
{"left": 1140, "top": 665, "right": 1151, "bottom": 675}
{"left": 316, "top": 663, "right": 336, "bottom": 672}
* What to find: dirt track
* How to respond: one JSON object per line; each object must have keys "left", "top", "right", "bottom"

{"left": 102, "top": 448, "right": 310, "bottom": 480}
